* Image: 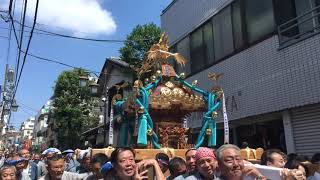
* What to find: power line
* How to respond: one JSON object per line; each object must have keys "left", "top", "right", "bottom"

{"left": 16, "top": 100, "right": 38, "bottom": 112}
{"left": 7, "top": 12, "right": 21, "bottom": 53}
{"left": 5, "top": 21, "right": 12, "bottom": 65}
{"left": 0, "top": 12, "right": 160, "bottom": 50}
{"left": 0, "top": 17, "right": 128, "bottom": 43}
{"left": 35, "top": 21, "right": 103, "bottom": 37}
{"left": 14, "top": 0, "right": 27, "bottom": 87}
{"left": 1, "top": 24, "right": 133, "bottom": 77}
{"left": 8, "top": 0, "right": 39, "bottom": 126}
{"left": 19, "top": 106, "right": 35, "bottom": 116}
{"left": 11, "top": 19, "right": 155, "bottom": 43}
{"left": 1, "top": 15, "right": 157, "bottom": 43}
{"left": 5, "top": 0, "right": 17, "bottom": 65}
{"left": 20, "top": 21, "right": 128, "bottom": 43}
{"left": 23, "top": 51, "right": 75, "bottom": 69}
{"left": 10, "top": 18, "right": 128, "bottom": 43}
{"left": 13, "top": 0, "right": 39, "bottom": 100}
{"left": 0, "top": 25, "right": 53, "bottom": 36}
{"left": 21, "top": 50, "right": 129, "bottom": 77}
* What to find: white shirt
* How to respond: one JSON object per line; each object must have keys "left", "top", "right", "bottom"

{"left": 39, "top": 171, "right": 87, "bottom": 180}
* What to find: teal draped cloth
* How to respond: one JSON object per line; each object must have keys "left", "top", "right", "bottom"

{"left": 176, "top": 75, "right": 221, "bottom": 148}
{"left": 114, "top": 74, "right": 221, "bottom": 148}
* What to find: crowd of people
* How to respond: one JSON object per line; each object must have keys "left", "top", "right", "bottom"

{"left": 0, "top": 144, "right": 319, "bottom": 180}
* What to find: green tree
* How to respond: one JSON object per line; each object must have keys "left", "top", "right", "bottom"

{"left": 52, "top": 69, "right": 99, "bottom": 149}
{"left": 119, "top": 23, "right": 161, "bottom": 67}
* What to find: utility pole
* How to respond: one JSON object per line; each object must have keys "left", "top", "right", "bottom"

{"left": 0, "top": 64, "right": 18, "bottom": 149}
{"left": 0, "top": 64, "right": 10, "bottom": 130}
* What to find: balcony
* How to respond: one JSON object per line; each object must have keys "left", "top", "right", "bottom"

{"left": 278, "top": 5, "right": 320, "bottom": 49}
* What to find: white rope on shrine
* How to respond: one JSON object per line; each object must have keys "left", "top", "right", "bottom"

{"left": 133, "top": 111, "right": 139, "bottom": 136}
{"left": 108, "top": 105, "right": 114, "bottom": 145}
{"left": 222, "top": 93, "right": 230, "bottom": 144}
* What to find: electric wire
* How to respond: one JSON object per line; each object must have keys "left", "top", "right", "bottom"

{"left": 14, "top": 0, "right": 27, "bottom": 87}
{"left": 21, "top": 50, "right": 129, "bottom": 77}
{"left": 35, "top": 21, "right": 100, "bottom": 36}
{"left": 23, "top": 51, "right": 75, "bottom": 69}
{"left": 13, "top": 0, "right": 39, "bottom": 100}
{"left": 5, "top": 23, "right": 12, "bottom": 64}
{"left": 16, "top": 100, "right": 38, "bottom": 112}
{"left": 12, "top": 19, "right": 155, "bottom": 43}
{"left": 19, "top": 106, "right": 35, "bottom": 116}
{"left": 0, "top": 0, "right": 16, "bottom": 127}
{"left": 7, "top": 0, "right": 39, "bottom": 125}
{"left": 0, "top": 26, "right": 53, "bottom": 36}
{"left": 1, "top": 11, "right": 158, "bottom": 44}
{"left": 5, "top": 0, "right": 18, "bottom": 65}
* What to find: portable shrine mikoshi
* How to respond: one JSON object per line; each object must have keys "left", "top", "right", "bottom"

{"left": 92, "top": 147, "right": 188, "bottom": 160}
{"left": 93, "top": 33, "right": 228, "bottom": 159}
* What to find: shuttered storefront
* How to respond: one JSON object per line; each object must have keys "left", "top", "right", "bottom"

{"left": 291, "top": 103, "right": 320, "bottom": 156}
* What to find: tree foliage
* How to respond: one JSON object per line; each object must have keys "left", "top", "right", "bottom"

{"left": 52, "top": 69, "right": 99, "bottom": 149}
{"left": 119, "top": 23, "right": 161, "bottom": 67}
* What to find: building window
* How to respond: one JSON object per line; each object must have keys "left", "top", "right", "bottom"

{"left": 276, "top": 0, "right": 320, "bottom": 45}
{"left": 203, "top": 21, "right": 215, "bottom": 65}
{"left": 244, "top": 0, "right": 275, "bottom": 43}
{"left": 212, "top": 6, "right": 234, "bottom": 60}
{"left": 177, "top": 36, "right": 191, "bottom": 75}
{"left": 190, "top": 27, "right": 205, "bottom": 73}
{"left": 316, "top": 0, "right": 320, "bottom": 25}
{"left": 232, "top": 0, "right": 245, "bottom": 50}
{"left": 168, "top": 44, "right": 178, "bottom": 72}
{"left": 177, "top": 0, "right": 278, "bottom": 76}
{"left": 274, "top": 0, "right": 299, "bottom": 39}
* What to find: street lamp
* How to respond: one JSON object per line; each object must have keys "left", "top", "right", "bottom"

{"left": 11, "top": 100, "right": 19, "bottom": 112}
{"left": 79, "top": 76, "right": 89, "bottom": 87}
{"left": 79, "top": 75, "right": 99, "bottom": 94}
{"left": 7, "top": 69, "right": 14, "bottom": 82}
{"left": 79, "top": 74, "right": 103, "bottom": 146}
{"left": 89, "top": 83, "right": 99, "bottom": 94}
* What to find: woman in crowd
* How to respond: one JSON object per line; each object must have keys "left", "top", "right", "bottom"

{"left": 109, "top": 147, "right": 166, "bottom": 180}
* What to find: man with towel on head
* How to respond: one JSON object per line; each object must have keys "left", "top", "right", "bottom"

{"left": 39, "top": 148, "right": 62, "bottom": 176}
{"left": 62, "top": 149, "right": 79, "bottom": 173}
{"left": 185, "top": 147, "right": 219, "bottom": 180}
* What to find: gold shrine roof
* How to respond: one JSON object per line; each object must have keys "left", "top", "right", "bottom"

{"left": 149, "top": 80, "right": 206, "bottom": 112}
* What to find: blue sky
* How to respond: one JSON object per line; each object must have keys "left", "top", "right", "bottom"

{"left": 0, "top": 0, "right": 172, "bottom": 128}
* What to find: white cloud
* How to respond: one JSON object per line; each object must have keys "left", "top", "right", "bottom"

{"left": 0, "top": 0, "right": 117, "bottom": 36}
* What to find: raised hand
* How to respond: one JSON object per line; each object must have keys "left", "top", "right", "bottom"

{"left": 133, "top": 165, "right": 148, "bottom": 180}
{"left": 242, "top": 166, "right": 266, "bottom": 180}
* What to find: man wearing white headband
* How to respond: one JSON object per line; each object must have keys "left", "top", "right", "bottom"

{"left": 62, "top": 149, "right": 79, "bottom": 173}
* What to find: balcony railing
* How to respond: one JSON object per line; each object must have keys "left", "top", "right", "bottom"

{"left": 278, "top": 5, "right": 320, "bottom": 48}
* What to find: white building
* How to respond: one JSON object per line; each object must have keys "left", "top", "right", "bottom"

{"left": 34, "top": 100, "right": 51, "bottom": 150}
{"left": 20, "top": 117, "right": 35, "bottom": 140}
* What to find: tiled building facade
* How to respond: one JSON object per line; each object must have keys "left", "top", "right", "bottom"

{"left": 161, "top": 0, "right": 320, "bottom": 156}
